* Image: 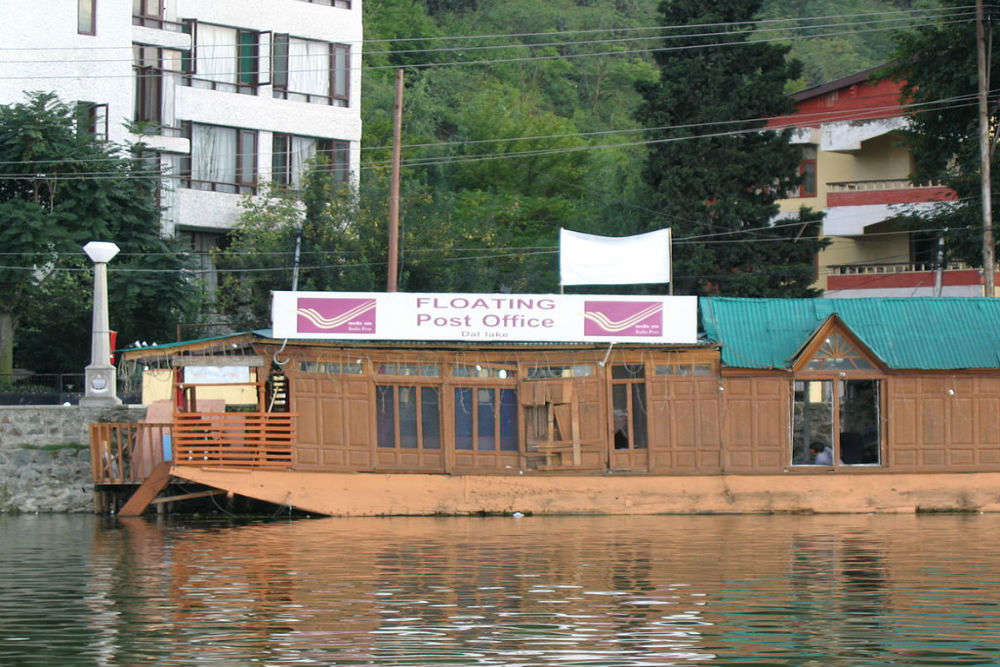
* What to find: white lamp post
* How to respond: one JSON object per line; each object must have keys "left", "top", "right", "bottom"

{"left": 80, "top": 241, "right": 122, "bottom": 407}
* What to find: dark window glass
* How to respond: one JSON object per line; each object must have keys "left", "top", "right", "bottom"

{"left": 376, "top": 385, "right": 395, "bottom": 448}
{"left": 631, "top": 383, "right": 648, "bottom": 449}
{"left": 331, "top": 44, "right": 350, "bottom": 107}
{"left": 421, "top": 387, "right": 440, "bottom": 450}
{"left": 272, "top": 34, "right": 289, "bottom": 89}
{"left": 839, "top": 380, "right": 880, "bottom": 465}
{"left": 272, "top": 133, "right": 290, "bottom": 186}
{"left": 801, "top": 160, "right": 817, "bottom": 196}
{"left": 612, "top": 364, "right": 645, "bottom": 380}
{"left": 477, "top": 388, "right": 495, "bottom": 451}
{"left": 237, "top": 129, "right": 256, "bottom": 190}
{"left": 237, "top": 30, "right": 258, "bottom": 88}
{"left": 499, "top": 389, "right": 518, "bottom": 451}
{"left": 613, "top": 384, "right": 629, "bottom": 449}
{"left": 398, "top": 387, "right": 417, "bottom": 449}
{"left": 455, "top": 388, "right": 473, "bottom": 450}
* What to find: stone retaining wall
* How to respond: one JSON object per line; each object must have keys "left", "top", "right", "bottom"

{"left": 0, "top": 406, "right": 145, "bottom": 513}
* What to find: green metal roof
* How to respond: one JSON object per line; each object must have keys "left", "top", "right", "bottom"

{"left": 700, "top": 297, "right": 1000, "bottom": 370}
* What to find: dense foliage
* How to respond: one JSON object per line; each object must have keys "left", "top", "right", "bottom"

{"left": 0, "top": 93, "right": 197, "bottom": 375}
{"left": 217, "top": 0, "right": 934, "bottom": 320}
{"left": 635, "top": 0, "right": 826, "bottom": 296}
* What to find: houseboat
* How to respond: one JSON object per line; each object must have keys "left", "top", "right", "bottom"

{"left": 92, "top": 295, "right": 1000, "bottom": 516}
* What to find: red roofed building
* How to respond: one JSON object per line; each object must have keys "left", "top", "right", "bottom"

{"left": 768, "top": 66, "right": 992, "bottom": 297}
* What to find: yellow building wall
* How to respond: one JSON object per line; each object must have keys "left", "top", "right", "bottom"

{"left": 141, "top": 368, "right": 259, "bottom": 406}
{"left": 777, "top": 131, "right": 916, "bottom": 290}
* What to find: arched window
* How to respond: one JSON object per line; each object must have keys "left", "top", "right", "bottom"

{"left": 791, "top": 319, "right": 884, "bottom": 467}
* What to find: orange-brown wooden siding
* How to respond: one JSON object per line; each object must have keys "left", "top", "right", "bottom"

{"left": 722, "top": 377, "right": 790, "bottom": 473}
{"left": 267, "top": 342, "right": 1000, "bottom": 477}
{"left": 889, "top": 375, "right": 1000, "bottom": 471}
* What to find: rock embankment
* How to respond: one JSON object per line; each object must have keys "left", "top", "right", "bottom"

{"left": 0, "top": 406, "right": 145, "bottom": 513}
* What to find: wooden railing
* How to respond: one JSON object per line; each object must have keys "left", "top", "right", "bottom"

{"left": 826, "top": 178, "right": 945, "bottom": 193}
{"left": 90, "top": 422, "right": 173, "bottom": 484}
{"left": 172, "top": 412, "right": 295, "bottom": 468}
{"left": 829, "top": 261, "right": 971, "bottom": 275}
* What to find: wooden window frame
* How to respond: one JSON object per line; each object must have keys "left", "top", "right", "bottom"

{"left": 453, "top": 385, "right": 519, "bottom": 453}
{"left": 271, "top": 133, "right": 351, "bottom": 187}
{"left": 330, "top": 43, "right": 350, "bottom": 108}
{"left": 376, "top": 383, "right": 442, "bottom": 451}
{"left": 76, "top": 102, "right": 108, "bottom": 141}
{"left": 180, "top": 122, "right": 258, "bottom": 195}
{"left": 610, "top": 365, "right": 648, "bottom": 451}
{"left": 790, "top": 316, "right": 886, "bottom": 468}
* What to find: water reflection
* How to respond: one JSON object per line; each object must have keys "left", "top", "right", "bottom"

{"left": 1, "top": 514, "right": 1000, "bottom": 665}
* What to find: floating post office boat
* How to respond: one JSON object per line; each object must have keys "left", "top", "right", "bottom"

{"left": 91, "top": 294, "right": 1000, "bottom": 516}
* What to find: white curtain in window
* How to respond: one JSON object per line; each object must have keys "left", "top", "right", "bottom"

{"left": 197, "top": 24, "right": 236, "bottom": 84}
{"left": 193, "top": 124, "right": 236, "bottom": 185}
{"left": 290, "top": 136, "right": 317, "bottom": 187}
{"left": 288, "top": 38, "right": 329, "bottom": 96}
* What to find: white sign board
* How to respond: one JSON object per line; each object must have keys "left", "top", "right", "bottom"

{"left": 272, "top": 292, "right": 697, "bottom": 344}
{"left": 184, "top": 366, "right": 252, "bottom": 384}
{"left": 560, "top": 228, "right": 671, "bottom": 286}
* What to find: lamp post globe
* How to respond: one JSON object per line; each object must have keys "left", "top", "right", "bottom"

{"left": 79, "top": 241, "right": 122, "bottom": 407}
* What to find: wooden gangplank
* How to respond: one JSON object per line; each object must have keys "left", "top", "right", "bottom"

{"left": 118, "top": 461, "right": 173, "bottom": 516}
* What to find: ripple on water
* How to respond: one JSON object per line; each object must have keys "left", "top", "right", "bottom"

{"left": 1, "top": 514, "right": 1000, "bottom": 665}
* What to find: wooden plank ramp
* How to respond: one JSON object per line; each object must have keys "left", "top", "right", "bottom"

{"left": 118, "top": 461, "right": 173, "bottom": 517}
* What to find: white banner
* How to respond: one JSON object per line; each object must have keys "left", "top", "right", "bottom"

{"left": 560, "top": 228, "right": 671, "bottom": 286}
{"left": 272, "top": 291, "right": 697, "bottom": 344}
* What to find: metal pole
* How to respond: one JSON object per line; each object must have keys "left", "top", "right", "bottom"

{"left": 977, "top": 0, "right": 995, "bottom": 295}
{"left": 387, "top": 68, "right": 403, "bottom": 292}
{"left": 934, "top": 234, "right": 945, "bottom": 296}
{"left": 291, "top": 228, "right": 302, "bottom": 291}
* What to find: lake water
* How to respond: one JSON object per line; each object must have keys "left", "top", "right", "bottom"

{"left": 2, "top": 513, "right": 1000, "bottom": 665}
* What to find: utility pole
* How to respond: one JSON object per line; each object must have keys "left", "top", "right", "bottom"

{"left": 387, "top": 68, "right": 403, "bottom": 292}
{"left": 977, "top": 0, "right": 995, "bottom": 295}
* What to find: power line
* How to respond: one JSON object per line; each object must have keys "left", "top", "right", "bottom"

{"left": 0, "top": 15, "right": 977, "bottom": 80}
{"left": 0, "top": 93, "right": 990, "bottom": 180}
{"left": 0, "top": 5, "right": 979, "bottom": 54}
{"left": 0, "top": 8, "right": 975, "bottom": 66}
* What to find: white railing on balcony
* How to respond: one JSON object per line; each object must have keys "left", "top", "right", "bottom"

{"left": 826, "top": 179, "right": 945, "bottom": 193}
{"left": 829, "top": 261, "right": 971, "bottom": 275}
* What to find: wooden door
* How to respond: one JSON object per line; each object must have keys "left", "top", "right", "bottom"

{"left": 608, "top": 364, "right": 649, "bottom": 471}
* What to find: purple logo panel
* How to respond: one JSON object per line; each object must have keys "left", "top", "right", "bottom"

{"left": 583, "top": 300, "right": 663, "bottom": 337}
{"left": 297, "top": 297, "right": 376, "bottom": 334}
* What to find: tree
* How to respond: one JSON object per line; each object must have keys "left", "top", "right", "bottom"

{"left": 0, "top": 93, "right": 197, "bottom": 377}
{"left": 215, "top": 162, "right": 382, "bottom": 325}
{"left": 887, "top": 0, "right": 998, "bottom": 267}
{"left": 634, "top": 0, "right": 827, "bottom": 296}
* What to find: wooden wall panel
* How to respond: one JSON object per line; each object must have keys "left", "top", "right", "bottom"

{"left": 722, "top": 377, "right": 789, "bottom": 473}
{"left": 888, "top": 375, "right": 1000, "bottom": 471}
{"left": 647, "top": 376, "right": 722, "bottom": 474}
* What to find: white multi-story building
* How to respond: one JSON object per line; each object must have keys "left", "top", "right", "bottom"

{"left": 1, "top": 0, "right": 362, "bottom": 253}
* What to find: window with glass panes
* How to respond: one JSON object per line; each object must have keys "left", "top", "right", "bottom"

{"left": 792, "top": 327, "right": 882, "bottom": 467}
{"left": 611, "top": 364, "right": 648, "bottom": 450}
{"left": 376, "top": 385, "right": 441, "bottom": 450}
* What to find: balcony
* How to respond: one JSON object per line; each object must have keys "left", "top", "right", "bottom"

{"left": 828, "top": 260, "right": 971, "bottom": 275}
{"left": 826, "top": 179, "right": 957, "bottom": 207}
{"left": 825, "top": 261, "right": 992, "bottom": 297}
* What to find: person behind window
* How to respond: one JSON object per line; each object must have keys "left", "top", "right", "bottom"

{"left": 809, "top": 440, "right": 833, "bottom": 466}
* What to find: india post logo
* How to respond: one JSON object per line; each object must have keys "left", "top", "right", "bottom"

{"left": 583, "top": 300, "right": 662, "bottom": 337}
{"left": 297, "top": 297, "right": 376, "bottom": 334}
